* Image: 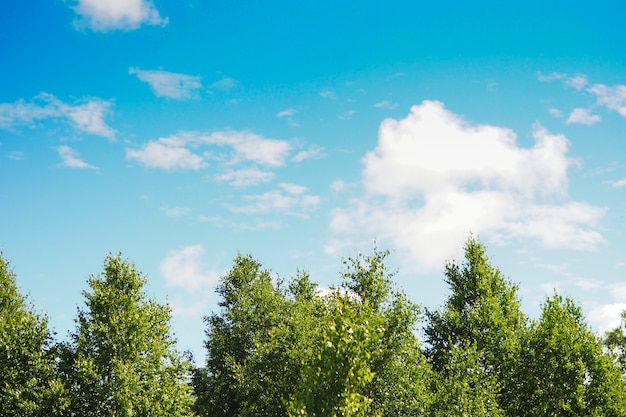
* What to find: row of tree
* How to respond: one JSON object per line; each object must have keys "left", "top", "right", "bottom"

{"left": 2, "top": 237, "right": 626, "bottom": 416}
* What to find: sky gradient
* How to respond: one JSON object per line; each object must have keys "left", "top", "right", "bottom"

{"left": 2, "top": 0, "right": 626, "bottom": 361}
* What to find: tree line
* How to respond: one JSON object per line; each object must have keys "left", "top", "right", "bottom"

{"left": 2, "top": 237, "right": 626, "bottom": 416}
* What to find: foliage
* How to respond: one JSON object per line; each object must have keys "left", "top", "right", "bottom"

{"left": 60, "top": 252, "right": 195, "bottom": 417}
{"left": 0, "top": 254, "right": 69, "bottom": 416}
{"left": 510, "top": 294, "right": 626, "bottom": 417}
{"left": 424, "top": 236, "right": 526, "bottom": 411}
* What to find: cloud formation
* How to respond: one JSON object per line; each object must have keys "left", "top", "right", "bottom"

{"left": 57, "top": 145, "right": 98, "bottom": 170}
{"left": 126, "top": 130, "right": 294, "bottom": 174}
{"left": 70, "top": 0, "right": 167, "bottom": 32}
{"left": 160, "top": 245, "right": 222, "bottom": 293}
{"left": 228, "top": 183, "right": 320, "bottom": 216}
{"left": 0, "top": 93, "right": 116, "bottom": 139}
{"left": 129, "top": 68, "right": 202, "bottom": 100}
{"left": 566, "top": 108, "right": 601, "bottom": 125}
{"left": 329, "top": 101, "right": 606, "bottom": 271}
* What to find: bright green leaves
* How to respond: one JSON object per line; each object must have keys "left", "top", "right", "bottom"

{"left": 512, "top": 294, "right": 626, "bottom": 417}
{"left": 61, "top": 252, "right": 195, "bottom": 417}
{"left": 0, "top": 254, "right": 68, "bottom": 416}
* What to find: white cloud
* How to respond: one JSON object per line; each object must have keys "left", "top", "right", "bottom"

{"left": 320, "top": 90, "right": 336, "bottom": 99}
{"left": 330, "top": 100, "right": 606, "bottom": 271}
{"left": 610, "top": 178, "right": 626, "bottom": 188}
{"left": 565, "top": 75, "right": 588, "bottom": 90}
{"left": 565, "top": 108, "right": 601, "bottom": 125}
{"left": 548, "top": 107, "right": 563, "bottom": 118}
{"left": 292, "top": 145, "right": 325, "bottom": 162}
{"left": 228, "top": 183, "right": 320, "bottom": 215}
{"left": 160, "top": 245, "right": 222, "bottom": 293}
{"left": 338, "top": 109, "right": 357, "bottom": 120}
{"left": 57, "top": 145, "right": 98, "bottom": 170}
{"left": 0, "top": 93, "right": 116, "bottom": 139}
{"left": 70, "top": 0, "right": 167, "bottom": 32}
{"left": 209, "top": 77, "right": 239, "bottom": 91}
{"left": 129, "top": 67, "right": 202, "bottom": 100}
{"left": 330, "top": 179, "right": 346, "bottom": 193}
{"left": 200, "top": 131, "right": 292, "bottom": 167}
{"left": 215, "top": 167, "right": 275, "bottom": 187}
{"left": 537, "top": 71, "right": 567, "bottom": 82}
{"left": 161, "top": 206, "right": 190, "bottom": 217}
{"left": 127, "top": 130, "right": 293, "bottom": 172}
{"left": 126, "top": 135, "right": 207, "bottom": 170}
{"left": 276, "top": 108, "right": 297, "bottom": 118}
{"left": 588, "top": 303, "right": 626, "bottom": 334}
{"left": 588, "top": 83, "right": 626, "bottom": 117}
{"left": 8, "top": 151, "right": 25, "bottom": 161}
{"left": 374, "top": 100, "right": 398, "bottom": 110}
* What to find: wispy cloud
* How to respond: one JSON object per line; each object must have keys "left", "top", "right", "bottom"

{"left": 7, "top": 151, "right": 25, "bottom": 161}
{"left": 228, "top": 183, "right": 320, "bottom": 216}
{"left": 276, "top": 108, "right": 297, "bottom": 118}
{"left": 548, "top": 107, "right": 563, "bottom": 118}
{"left": 126, "top": 130, "right": 293, "bottom": 171}
{"left": 70, "top": 0, "right": 168, "bottom": 32}
{"left": 161, "top": 206, "right": 191, "bottom": 217}
{"left": 565, "top": 108, "right": 601, "bottom": 125}
{"left": 214, "top": 167, "right": 275, "bottom": 187}
{"left": 338, "top": 109, "right": 357, "bottom": 120}
{"left": 292, "top": 145, "right": 325, "bottom": 162}
{"left": 588, "top": 83, "right": 626, "bottom": 118}
{"left": 374, "top": 100, "right": 398, "bottom": 110}
{"left": 57, "top": 145, "right": 98, "bottom": 170}
{"left": 0, "top": 93, "right": 116, "bottom": 139}
{"left": 610, "top": 178, "right": 626, "bottom": 188}
{"left": 329, "top": 100, "right": 606, "bottom": 271}
{"left": 126, "top": 136, "right": 207, "bottom": 170}
{"left": 320, "top": 90, "right": 336, "bottom": 99}
{"left": 209, "top": 77, "right": 239, "bottom": 91}
{"left": 129, "top": 67, "right": 202, "bottom": 100}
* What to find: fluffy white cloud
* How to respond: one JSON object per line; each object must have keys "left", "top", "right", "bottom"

{"left": 588, "top": 83, "right": 626, "bottom": 117}
{"left": 129, "top": 67, "right": 202, "bottom": 100}
{"left": 215, "top": 167, "right": 275, "bottom": 187}
{"left": 126, "top": 136, "right": 207, "bottom": 170}
{"left": 0, "top": 93, "right": 116, "bottom": 138}
{"left": 57, "top": 145, "right": 98, "bottom": 170}
{"left": 160, "top": 245, "right": 222, "bottom": 293}
{"left": 565, "top": 108, "right": 601, "bottom": 125}
{"left": 200, "top": 131, "right": 292, "bottom": 167}
{"left": 588, "top": 303, "right": 626, "bottom": 334}
{"left": 70, "top": 0, "right": 167, "bottom": 32}
{"left": 126, "top": 130, "right": 294, "bottom": 173}
{"left": 330, "top": 101, "right": 606, "bottom": 271}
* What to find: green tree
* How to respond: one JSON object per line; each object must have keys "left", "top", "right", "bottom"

{"left": 289, "top": 250, "right": 431, "bottom": 417}
{"left": 60, "top": 252, "right": 195, "bottom": 417}
{"left": 0, "top": 254, "right": 68, "bottom": 416}
{"left": 424, "top": 236, "right": 526, "bottom": 412}
{"left": 429, "top": 345, "right": 504, "bottom": 417}
{"left": 197, "top": 253, "right": 295, "bottom": 417}
{"left": 511, "top": 294, "right": 626, "bottom": 417}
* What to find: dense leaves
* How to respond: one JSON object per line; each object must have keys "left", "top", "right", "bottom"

{"left": 0, "top": 254, "right": 68, "bottom": 416}
{"left": 2, "top": 237, "right": 626, "bottom": 416}
{"left": 59, "top": 253, "right": 195, "bottom": 417}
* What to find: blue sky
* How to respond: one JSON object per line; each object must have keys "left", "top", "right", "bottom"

{"left": 2, "top": 0, "right": 626, "bottom": 361}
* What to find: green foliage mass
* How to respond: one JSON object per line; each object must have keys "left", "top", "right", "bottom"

{"left": 0, "top": 254, "right": 68, "bottom": 416}
{"left": 59, "top": 253, "right": 195, "bottom": 417}
{"left": 3, "top": 236, "right": 626, "bottom": 417}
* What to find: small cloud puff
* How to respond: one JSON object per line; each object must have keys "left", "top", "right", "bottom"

{"left": 70, "top": 0, "right": 168, "bottom": 32}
